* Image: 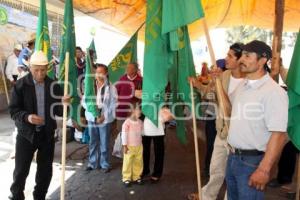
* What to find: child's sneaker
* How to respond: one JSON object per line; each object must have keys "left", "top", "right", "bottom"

{"left": 123, "top": 180, "right": 131, "bottom": 187}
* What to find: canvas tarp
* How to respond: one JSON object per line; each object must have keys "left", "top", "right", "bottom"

{"left": 69, "top": 0, "right": 300, "bottom": 39}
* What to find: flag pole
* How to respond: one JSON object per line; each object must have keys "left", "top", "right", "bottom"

{"left": 296, "top": 154, "right": 300, "bottom": 200}
{"left": 60, "top": 52, "right": 69, "bottom": 200}
{"left": 0, "top": 64, "right": 10, "bottom": 105}
{"left": 271, "top": 0, "right": 285, "bottom": 82}
{"left": 190, "top": 82, "right": 202, "bottom": 200}
{"left": 202, "top": 18, "right": 216, "bottom": 67}
{"left": 201, "top": 18, "right": 231, "bottom": 130}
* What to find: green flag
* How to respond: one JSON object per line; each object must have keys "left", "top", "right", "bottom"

{"left": 89, "top": 39, "right": 97, "bottom": 62}
{"left": 142, "top": 0, "right": 202, "bottom": 143}
{"left": 58, "top": 0, "right": 80, "bottom": 122}
{"left": 108, "top": 31, "right": 138, "bottom": 83}
{"left": 168, "top": 26, "right": 200, "bottom": 143}
{"left": 162, "top": 0, "right": 204, "bottom": 34}
{"left": 286, "top": 30, "right": 300, "bottom": 150}
{"left": 35, "top": 0, "right": 54, "bottom": 79}
{"left": 84, "top": 49, "right": 100, "bottom": 118}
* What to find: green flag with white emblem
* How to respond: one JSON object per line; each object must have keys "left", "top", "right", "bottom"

{"left": 35, "top": 0, "right": 54, "bottom": 79}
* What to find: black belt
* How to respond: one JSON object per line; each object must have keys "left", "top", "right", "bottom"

{"left": 230, "top": 148, "right": 264, "bottom": 156}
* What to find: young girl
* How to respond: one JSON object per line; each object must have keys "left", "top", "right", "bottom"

{"left": 121, "top": 104, "right": 143, "bottom": 187}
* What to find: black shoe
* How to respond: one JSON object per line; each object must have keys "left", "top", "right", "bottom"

{"left": 8, "top": 194, "right": 18, "bottom": 200}
{"left": 150, "top": 176, "right": 160, "bottom": 184}
{"left": 286, "top": 192, "right": 296, "bottom": 200}
{"left": 135, "top": 179, "right": 143, "bottom": 185}
{"left": 85, "top": 166, "right": 93, "bottom": 171}
{"left": 123, "top": 180, "right": 131, "bottom": 187}
{"left": 101, "top": 168, "right": 111, "bottom": 173}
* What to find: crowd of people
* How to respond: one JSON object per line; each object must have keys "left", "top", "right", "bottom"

{"left": 4, "top": 32, "right": 174, "bottom": 200}
{"left": 1, "top": 34, "right": 296, "bottom": 200}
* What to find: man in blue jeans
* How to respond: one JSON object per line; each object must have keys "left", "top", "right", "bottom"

{"left": 226, "top": 40, "right": 288, "bottom": 199}
{"left": 82, "top": 63, "right": 117, "bottom": 172}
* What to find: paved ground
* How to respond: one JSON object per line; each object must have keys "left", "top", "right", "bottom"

{"left": 0, "top": 111, "right": 296, "bottom": 200}
{"left": 0, "top": 110, "right": 15, "bottom": 162}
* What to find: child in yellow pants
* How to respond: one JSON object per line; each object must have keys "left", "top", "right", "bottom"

{"left": 121, "top": 104, "right": 143, "bottom": 187}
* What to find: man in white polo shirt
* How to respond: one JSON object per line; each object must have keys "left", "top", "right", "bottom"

{"left": 226, "top": 40, "right": 288, "bottom": 200}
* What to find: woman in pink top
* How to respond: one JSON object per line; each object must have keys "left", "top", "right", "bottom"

{"left": 121, "top": 104, "right": 143, "bottom": 187}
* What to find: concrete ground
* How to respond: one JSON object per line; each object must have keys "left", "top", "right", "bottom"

{"left": 0, "top": 110, "right": 296, "bottom": 200}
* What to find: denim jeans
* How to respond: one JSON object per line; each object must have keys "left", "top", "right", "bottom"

{"left": 87, "top": 121, "right": 111, "bottom": 169}
{"left": 225, "top": 153, "right": 264, "bottom": 200}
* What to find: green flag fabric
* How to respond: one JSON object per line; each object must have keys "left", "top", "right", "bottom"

{"left": 84, "top": 49, "right": 100, "bottom": 118}
{"left": 142, "top": 0, "right": 172, "bottom": 128}
{"left": 58, "top": 0, "right": 80, "bottom": 122}
{"left": 286, "top": 30, "right": 300, "bottom": 150}
{"left": 108, "top": 31, "right": 138, "bottom": 83}
{"left": 142, "top": 0, "right": 202, "bottom": 143}
{"left": 89, "top": 39, "right": 97, "bottom": 62}
{"left": 168, "top": 26, "right": 200, "bottom": 143}
{"left": 162, "top": 0, "right": 204, "bottom": 34}
{"left": 35, "top": 0, "right": 54, "bottom": 79}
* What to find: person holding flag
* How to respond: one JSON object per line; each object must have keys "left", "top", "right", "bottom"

{"left": 189, "top": 42, "right": 245, "bottom": 200}
{"left": 8, "top": 51, "right": 70, "bottom": 200}
{"left": 82, "top": 60, "right": 117, "bottom": 172}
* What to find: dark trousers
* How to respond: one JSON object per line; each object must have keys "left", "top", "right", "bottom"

{"left": 277, "top": 141, "right": 298, "bottom": 184}
{"left": 142, "top": 136, "right": 165, "bottom": 178}
{"left": 205, "top": 119, "right": 217, "bottom": 171}
{"left": 10, "top": 132, "right": 55, "bottom": 200}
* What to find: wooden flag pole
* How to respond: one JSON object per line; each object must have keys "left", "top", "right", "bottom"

{"left": 190, "top": 82, "right": 202, "bottom": 200}
{"left": 0, "top": 63, "right": 10, "bottom": 105}
{"left": 271, "top": 0, "right": 285, "bottom": 82}
{"left": 202, "top": 18, "right": 216, "bottom": 67}
{"left": 60, "top": 52, "right": 69, "bottom": 200}
{"left": 201, "top": 18, "right": 231, "bottom": 130}
{"left": 297, "top": 154, "right": 300, "bottom": 200}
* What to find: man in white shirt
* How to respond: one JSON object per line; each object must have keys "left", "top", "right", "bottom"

{"left": 189, "top": 42, "right": 245, "bottom": 200}
{"left": 226, "top": 40, "right": 288, "bottom": 200}
{"left": 5, "top": 44, "right": 22, "bottom": 84}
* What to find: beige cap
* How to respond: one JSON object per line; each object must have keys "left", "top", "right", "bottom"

{"left": 14, "top": 44, "right": 22, "bottom": 51}
{"left": 29, "top": 51, "right": 49, "bottom": 66}
{"left": 28, "top": 33, "right": 36, "bottom": 43}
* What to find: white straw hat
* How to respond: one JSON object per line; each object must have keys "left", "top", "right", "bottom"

{"left": 14, "top": 44, "right": 22, "bottom": 51}
{"left": 29, "top": 51, "right": 49, "bottom": 66}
